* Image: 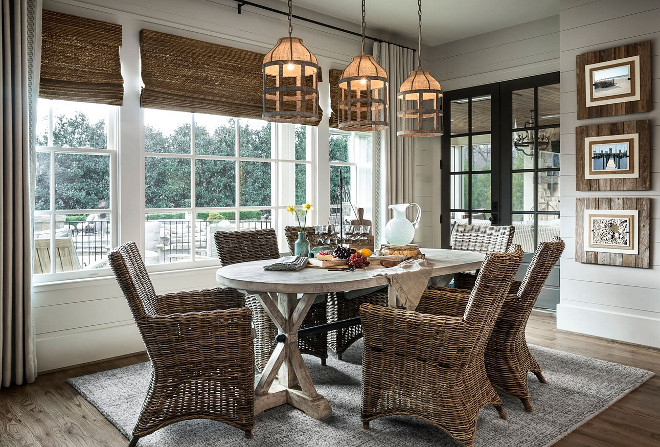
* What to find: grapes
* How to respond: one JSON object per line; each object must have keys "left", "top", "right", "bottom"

{"left": 333, "top": 245, "right": 352, "bottom": 260}
{"left": 348, "top": 253, "right": 369, "bottom": 268}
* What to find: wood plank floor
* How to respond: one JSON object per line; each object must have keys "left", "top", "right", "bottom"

{"left": 0, "top": 311, "right": 658, "bottom": 446}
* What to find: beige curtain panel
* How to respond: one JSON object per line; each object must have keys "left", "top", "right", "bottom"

{"left": 140, "top": 29, "right": 266, "bottom": 119}
{"left": 2, "top": 0, "right": 40, "bottom": 388}
{"left": 329, "top": 68, "right": 342, "bottom": 128}
{"left": 39, "top": 10, "right": 123, "bottom": 105}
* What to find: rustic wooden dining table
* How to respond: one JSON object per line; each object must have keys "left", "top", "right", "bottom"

{"left": 215, "top": 248, "right": 484, "bottom": 420}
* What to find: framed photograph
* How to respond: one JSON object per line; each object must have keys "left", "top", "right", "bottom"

{"left": 575, "top": 198, "right": 650, "bottom": 268}
{"left": 576, "top": 120, "right": 650, "bottom": 191}
{"left": 576, "top": 41, "right": 652, "bottom": 119}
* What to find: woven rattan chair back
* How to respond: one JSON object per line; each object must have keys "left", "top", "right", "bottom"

{"left": 214, "top": 229, "right": 280, "bottom": 265}
{"left": 284, "top": 226, "right": 322, "bottom": 253}
{"left": 451, "top": 224, "right": 515, "bottom": 253}
{"left": 108, "top": 241, "right": 158, "bottom": 319}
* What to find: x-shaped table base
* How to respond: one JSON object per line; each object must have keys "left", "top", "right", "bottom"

{"left": 247, "top": 291, "right": 332, "bottom": 420}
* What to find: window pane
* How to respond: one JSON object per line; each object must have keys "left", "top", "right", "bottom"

{"left": 195, "top": 159, "right": 236, "bottom": 207}
{"left": 538, "top": 214, "right": 561, "bottom": 244}
{"left": 199, "top": 211, "right": 236, "bottom": 259}
{"left": 512, "top": 131, "right": 535, "bottom": 170}
{"left": 295, "top": 163, "right": 308, "bottom": 205}
{"left": 512, "top": 213, "right": 535, "bottom": 253}
{"left": 450, "top": 174, "right": 468, "bottom": 210}
{"left": 450, "top": 211, "right": 469, "bottom": 227}
{"left": 450, "top": 136, "right": 469, "bottom": 172}
{"left": 329, "top": 133, "right": 350, "bottom": 162}
{"left": 538, "top": 84, "right": 560, "bottom": 127}
{"left": 55, "top": 153, "right": 110, "bottom": 210}
{"left": 194, "top": 114, "right": 235, "bottom": 156}
{"left": 471, "top": 173, "right": 491, "bottom": 210}
{"left": 512, "top": 172, "right": 535, "bottom": 212}
{"left": 538, "top": 170, "right": 560, "bottom": 212}
{"left": 145, "top": 157, "right": 191, "bottom": 208}
{"left": 36, "top": 102, "right": 49, "bottom": 146}
{"left": 471, "top": 95, "right": 490, "bottom": 133}
{"left": 450, "top": 99, "right": 468, "bottom": 135}
{"left": 144, "top": 109, "right": 191, "bottom": 154}
{"left": 512, "top": 88, "right": 534, "bottom": 129}
{"left": 239, "top": 209, "right": 273, "bottom": 231}
{"left": 538, "top": 127, "right": 560, "bottom": 169}
{"left": 295, "top": 125, "right": 308, "bottom": 161}
{"left": 56, "top": 213, "right": 111, "bottom": 271}
{"left": 49, "top": 100, "right": 108, "bottom": 149}
{"left": 470, "top": 212, "right": 492, "bottom": 227}
{"left": 240, "top": 161, "right": 271, "bottom": 206}
{"left": 330, "top": 165, "right": 352, "bottom": 206}
{"left": 472, "top": 134, "right": 491, "bottom": 171}
{"left": 239, "top": 119, "right": 272, "bottom": 158}
{"left": 145, "top": 213, "right": 191, "bottom": 264}
{"left": 35, "top": 152, "right": 50, "bottom": 210}
{"left": 33, "top": 212, "right": 52, "bottom": 274}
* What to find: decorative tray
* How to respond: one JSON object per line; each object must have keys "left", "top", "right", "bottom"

{"left": 307, "top": 258, "right": 349, "bottom": 268}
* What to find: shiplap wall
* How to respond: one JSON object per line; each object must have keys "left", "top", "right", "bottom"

{"left": 557, "top": 0, "right": 660, "bottom": 348}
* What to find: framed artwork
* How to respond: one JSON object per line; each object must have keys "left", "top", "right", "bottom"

{"left": 575, "top": 197, "right": 650, "bottom": 268}
{"left": 576, "top": 120, "right": 651, "bottom": 191}
{"left": 576, "top": 41, "right": 652, "bottom": 119}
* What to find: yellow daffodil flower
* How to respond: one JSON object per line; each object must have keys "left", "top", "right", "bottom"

{"left": 286, "top": 205, "right": 295, "bottom": 214}
{"left": 304, "top": 203, "right": 312, "bottom": 211}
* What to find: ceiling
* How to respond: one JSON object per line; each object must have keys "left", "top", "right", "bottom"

{"left": 277, "top": 0, "right": 560, "bottom": 47}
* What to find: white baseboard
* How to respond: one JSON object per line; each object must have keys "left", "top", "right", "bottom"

{"left": 557, "top": 302, "right": 660, "bottom": 349}
{"left": 36, "top": 320, "right": 144, "bottom": 373}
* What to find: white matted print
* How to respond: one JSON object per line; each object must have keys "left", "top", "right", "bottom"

{"left": 584, "top": 209, "right": 639, "bottom": 255}
{"left": 584, "top": 133, "right": 639, "bottom": 179}
{"left": 585, "top": 56, "right": 640, "bottom": 107}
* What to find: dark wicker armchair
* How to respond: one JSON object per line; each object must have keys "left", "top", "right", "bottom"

{"left": 361, "top": 245, "right": 524, "bottom": 447}
{"left": 109, "top": 242, "right": 254, "bottom": 445}
{"left": 214, "top": 229, "right": 328, "bottom": 371}
{"left": 450, "top": 224, "right": 515, "bottom": 289}
{"left": 284, "top": 226, "right": 388, "bottom": 360}
{"left": 422, "top": 238, "right": 564, "bottom": 412}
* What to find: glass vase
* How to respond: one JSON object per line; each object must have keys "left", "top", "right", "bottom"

{"left": 294, "top": 231, "right": 310, "bottom": 257}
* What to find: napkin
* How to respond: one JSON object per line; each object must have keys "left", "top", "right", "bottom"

{"left": 369, "top": 258, "right": 432, "bottom": 310}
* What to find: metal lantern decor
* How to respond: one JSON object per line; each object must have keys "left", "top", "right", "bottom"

{"left": 262, "top": 0, "right": 321, "bottom": 124}
{"left": 397, "top": 0, "right": 443, "bottom": 137}
{"left": 338, "top": 0, "right": 389, "bottom": 131}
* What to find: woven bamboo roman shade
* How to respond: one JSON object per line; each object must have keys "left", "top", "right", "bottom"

{"left": 329, "top": 69, "right": 343, "bottom": 128}
{"left": 140, "top": 29, "right": 267, "bottom": 119}
{"left": 40, "top": 10, "right": 123, "bottom": 105}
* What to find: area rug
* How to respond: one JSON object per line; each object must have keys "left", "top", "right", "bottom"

{"left": 68, "top": 341, "right": 653, "bottom": 447}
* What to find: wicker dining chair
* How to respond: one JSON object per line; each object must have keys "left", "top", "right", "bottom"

{"left": 109, "top": 242, "right": 254, "bottom": 446}
{"left": 284, "top": 226, "right": 388, "bottom": 360}
{"left": 214, "top": 229, "right": 328, "bottom": 371}
{"left": 361, "top": 245, "right": 524, "bottom": 447}
{"left": 450, "top": 224, "right": 515, "bottom": 289}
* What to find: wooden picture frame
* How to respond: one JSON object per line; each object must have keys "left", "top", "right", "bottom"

{"left": 575, "top": 197, "right": 650, "bottom": 268}
{"left": 576, "top": 41, "right": 652, "bottom": 119}
{"left": 576, "top": 120, "right": 651, "bottom": 191}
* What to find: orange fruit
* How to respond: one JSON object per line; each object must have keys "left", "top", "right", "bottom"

{"left": 360, "top": 248, "right": 372, "bottom": 258}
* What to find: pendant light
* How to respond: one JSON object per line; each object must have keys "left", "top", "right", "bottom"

{"left": 397, "top": 0, "right": 443, "bottom": 137}
{"left": 338, "top": 0, "right": 389, "bottom": 131}
{"left": 262, "top": 0, "right": 321, "bottom": 124}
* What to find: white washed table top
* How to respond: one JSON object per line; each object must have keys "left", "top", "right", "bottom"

{"left": 216, "top": 248, "right": 484, "bottom": 294}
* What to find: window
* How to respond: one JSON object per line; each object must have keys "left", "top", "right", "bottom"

{"left": 329, "top": 130, "right": 373, "bottom": 224}
{"left": 144, "top": 109, "right": 313, "bottom": 262}
{"left": 34, "top": 99, "right": 118, "bottom": 277}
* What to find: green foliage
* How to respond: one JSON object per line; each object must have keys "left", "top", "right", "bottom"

{"left": 146, "top": 212, "right": 186, "bottom": 220}
{"left": 65, "top": 215, "right": 86, "bottom": 221}
{"left": 329, "top": 134, "right": 351, "bottom": 206}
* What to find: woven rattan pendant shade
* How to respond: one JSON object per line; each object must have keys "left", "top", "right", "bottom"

{"left": 263, "top": 37, "right": 321, "bottom": 124}
{"left": 338, "top": 1, "right": 389, "bottom": 132}
{"left": 397, "top": 68, "right": 443, "bottom": 137}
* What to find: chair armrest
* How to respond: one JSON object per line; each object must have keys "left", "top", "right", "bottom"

{"left": 360, "top": 303, "right": 466, "bottom": 368}
{"left": 509, "top": 280, "right": 522, "bottom": 295}
{"left": 155, "top": 287, "right": 244, "bottom": 315}
{"left": 416, "top": 288, "right": 471, "bottom": 318}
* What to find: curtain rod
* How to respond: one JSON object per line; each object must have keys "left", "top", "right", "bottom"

{"left": 233, "top": 0, "right": 416, "bottom": 53}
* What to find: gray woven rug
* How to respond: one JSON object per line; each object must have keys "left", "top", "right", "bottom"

{"left": 68, "top": 341, "right": 653, "bottom": 447}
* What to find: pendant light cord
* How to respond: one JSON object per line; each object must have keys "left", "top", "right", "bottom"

{"left": 288, "top": 0, "right": 293, "bottom": 60}
{"left": 361, "top": 0, "right": 366, "bottom": 55}
{"left": 417, "top": 0, "right": 423, "bottom": 69}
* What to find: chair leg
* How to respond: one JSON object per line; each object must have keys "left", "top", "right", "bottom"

{"left": 321, "top": 357, "right": 327, "bottom": 366}
{"left": 337, "top": 352, "right": 343, "bottom": 361}
{"left": 244, "top": 430, "right": 253, "bottom": 439}
{"left": 128, "top": 436, "right": 140, "bottom": 447}
{"left": 520, "top": 397, "right": 534, "bottom": 412}
{"left": 362, "top": 421, "right": 370, "bottom": 430}
{"left": 494, "top": 405, "right": 507, "bottom": 420}
{"left": 534, "top": 371, "right": 547, "bottom": 384}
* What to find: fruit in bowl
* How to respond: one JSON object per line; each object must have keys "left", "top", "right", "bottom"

{"left": 333, "top": 245, "right": 352, "bottom": 260}
{"left": 348, "top": 253, "right": 369, "bottom": 268}
{"left": 317, "top": 251, "right": 333, "bottom": 261}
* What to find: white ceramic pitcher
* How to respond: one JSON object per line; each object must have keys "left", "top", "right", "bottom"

{"left": 384, "top": 203, "right": 422, "bottom": 246}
